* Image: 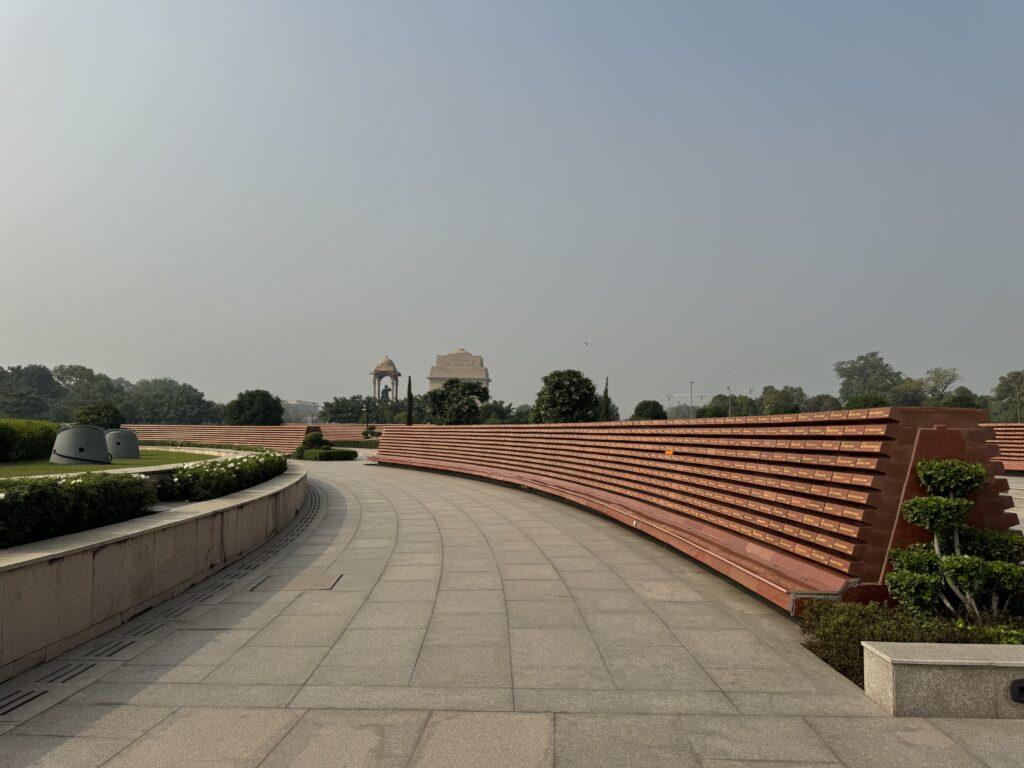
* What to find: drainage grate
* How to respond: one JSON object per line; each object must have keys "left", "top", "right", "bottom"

{"left": 152, "top": 605, "right": 193, "bottom": 619}
{"left": 79, "top": 639, "right": 135, "bottom": 658}
{"left": 122, "top": 622, "right": 163, "bottom": 638}
{"left": 178, "top": 592, "right": 218, "bottom": 605}
{"left": 34, "top": 662, "right": 95, "bottom": 684}
{"left": 0, "top": 689, "right": 48, "bottom": 716}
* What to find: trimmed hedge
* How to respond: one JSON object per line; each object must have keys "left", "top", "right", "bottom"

{"left": 0, "top": 473, "right": 157, "bottom": 548}
{"left": 303, "top": 448, "right": 358, "bottom": 461}
{"left": 799, "top": 600, "right": 1024, "bottom": 686}
{"left": 0, "top": 419, "right": 60, "bottom": 462}
{"left": 157, "top": 451, "right": 287, "bottom": 502}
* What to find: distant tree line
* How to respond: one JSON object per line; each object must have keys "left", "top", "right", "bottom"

{"left": 332, "top": 353, "right": 1023, "bottom": 427}
{"left": 0, "top": 363, "right": 284, "bottom": 426}
{"left": 672, "top": 353, "right": 1023, "bottom": 422}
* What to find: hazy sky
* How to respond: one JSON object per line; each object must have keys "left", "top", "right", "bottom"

{"left": 2, "top": 1, "right": 1022, "bottom": 412}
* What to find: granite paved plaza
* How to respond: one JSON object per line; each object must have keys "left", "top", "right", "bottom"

{"left": 1, "top": 460, "right": 1020, "bottom": 767}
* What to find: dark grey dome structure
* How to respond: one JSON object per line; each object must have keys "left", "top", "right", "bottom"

{"left": 51, "top": 425, "right": 112, "bottom": 465}
{"left": 105, "top": 428, "right": 140, "bottom": 460}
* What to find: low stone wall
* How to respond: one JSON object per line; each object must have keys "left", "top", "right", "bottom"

{"left": 0, "top": 466, "right": 308, "bottom": 683}
{"left": 863, "top": 641, "right": 1024, "bottom": 718}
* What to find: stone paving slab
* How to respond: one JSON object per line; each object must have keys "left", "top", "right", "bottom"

{"left": 0, "top": 461, "right": 1018, "bottom": 766}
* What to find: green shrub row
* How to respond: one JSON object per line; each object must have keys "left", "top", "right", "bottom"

{"left": 157, "top": 451, "right": 287, "bottom": 502}
{"left": 0, "top": 419, "right": 60, "bottom": 462}
{"left": 302, "top": 448, "right": 358, "bottom": 461}
{"left": 0, "top": 473, "right": 157, "bottom": 548}
{"left": 799, "top": 600, "right": 1024, "bottom": 686}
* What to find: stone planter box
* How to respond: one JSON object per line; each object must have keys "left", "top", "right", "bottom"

{"left": 0, "top": 466, "right": 307, "bottom": 683}
{"left": 863, "top": 641, "right": 1024, "bottom": 718}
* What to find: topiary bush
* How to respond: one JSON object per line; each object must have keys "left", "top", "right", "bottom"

{"left": 0, "top": 473, "right": 157, "bottom": 548}
{"left": 302, "top": 431, "right": 331, "bottom": 448}
{"left": 886, "top": 458, "right": 1024, "bottom": 622}
{"left": 799, "top": 600, "right": 1023, "bottom": 686}
{"left": 0, "top": 418, "right": 61, "bottom": 462}
{"left": 915, "top": 458, "right": 988, "bottom": 498}
{"left": 157, "top": 451, "right": 287, "bottom": 502}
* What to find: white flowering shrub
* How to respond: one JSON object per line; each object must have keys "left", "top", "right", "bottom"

{"left": 157, "top": 450, "right": 287, "bottom": 502}
{"left": 0, "top": 473, "right": 156, "bottom": 548}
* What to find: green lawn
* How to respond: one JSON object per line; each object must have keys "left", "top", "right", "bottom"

{"left": 0, "top": 449, "right": 212, "bottom": 478}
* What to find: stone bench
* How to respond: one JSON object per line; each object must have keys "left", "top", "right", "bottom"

{"left": 863, "top": 641, "right": 1024, "bottom": 718}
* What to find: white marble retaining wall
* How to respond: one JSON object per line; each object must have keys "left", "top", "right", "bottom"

{"left": 0, "top": 466, "right": 308, "bottom": 683}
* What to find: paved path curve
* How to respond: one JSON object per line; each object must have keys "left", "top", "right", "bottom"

{"left": 0, "top": 460, "right": 1018, "bottom": 767}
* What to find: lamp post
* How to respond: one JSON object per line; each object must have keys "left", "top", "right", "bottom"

{"left": 689, "top": 380, "right": 695, "bottom": 419}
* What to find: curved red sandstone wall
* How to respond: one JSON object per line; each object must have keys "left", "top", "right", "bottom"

{"left": 124, "top": 424, "right": 311, "bottom": 453}
{"left": 373, "top": 408, "right": 1011, "bottom": 612}
{"left": 124, "top": 423, "right": 389, "bottom": 453}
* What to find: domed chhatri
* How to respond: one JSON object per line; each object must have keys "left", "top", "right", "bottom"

{"left": 428, "top": 348, "right": 491, "bottom": 391}
{"left": 371, "top": 355, "right": 401, "bottom": 401}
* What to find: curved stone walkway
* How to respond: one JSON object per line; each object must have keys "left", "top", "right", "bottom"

{"left": 0, "top": 461, "right": 1018, "bottom": 767}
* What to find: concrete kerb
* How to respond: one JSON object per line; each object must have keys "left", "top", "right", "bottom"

{"left": 0, "top": 466, "right": 308, "bottom": 683}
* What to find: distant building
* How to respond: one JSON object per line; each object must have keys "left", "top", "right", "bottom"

{"left": 283, "top": 400, "right": 320, "bottom": 423}
{"left": 427, "top": 348, "right": 491, "bottom": 391}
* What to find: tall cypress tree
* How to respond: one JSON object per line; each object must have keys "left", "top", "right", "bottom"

{"left": 406, "top": 377, "right": 414, "bottom": 425}
{"left": 599, "top": 377, "right": 610, "bottom": 421}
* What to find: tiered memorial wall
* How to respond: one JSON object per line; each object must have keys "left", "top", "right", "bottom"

{"left": 373, "top": 408, "right": 1011, "bottom": 612}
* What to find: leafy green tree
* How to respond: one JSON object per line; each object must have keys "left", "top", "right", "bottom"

{"left": 759, "top": 385, "right": 806, "bottom": 415}
{"left": 531, "top": 370, "right": 599, "bottom": 423}
{"left": 939, "top": 386, "right": 983, "bottom": 409}
{"left": 598, "top": 378, "right": 610, "bottom": 421}
{"left": 697, "top": 393, "right": 759, "bottom": 417}
{"left": 423, "top": 379, "right": 489, "bottom": 425}
{"left": 73, "top": 401, "right": 124, "bottom": 429}
{"left": 120, "top": 378, "right": 220, "bottom": 424}
{"left": 406, "top": 377, "right": 413, "bottom": 426}
{"left": 0, "top": 365, "right": 64, "bottom": 419}
{"left": 50, "top": 364, "right": 127, "bottom": 421}
{"left": 318, "top": 395, "right": 368, "bottom": 423}
{"left": 990, "top": 370, "right": 1024, "bottom": 422}
{"left": 923, "top": 367, "right": 960, "bottom": 402}
{"left": 630, "top": 400, "right": 668, "bottom": 420}
{"left": 666, "top": 404, "right": 695, "bottom": 419}
{"left": 223, "top": 389, "right": 283, "bottom": 425}
{"left": 844, "top": 394, "right": 891, "bottom": 409}
{"left": 510, "top": 404, "right": 532, "bottom": 423}
{"left": 479, "top": 400, "right": 514, "bottom": 423}
{"left": 889, "top": 378, "right": 927, "bottom": 407}
{"left": 834, "top": 352, "right": 903, "bottom": 405}
{"left": 801, "top": 393, "right": 843, "bottom": 413}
